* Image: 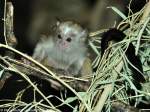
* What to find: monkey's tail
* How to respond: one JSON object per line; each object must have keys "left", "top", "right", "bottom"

{"left": 101, "top": 28, "right": 145, "bottom": 85}
{"left": 101, "top": 28, "right": 126, "bottom": 56}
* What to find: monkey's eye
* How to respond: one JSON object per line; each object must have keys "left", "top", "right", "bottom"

{"left": 66, "top": 38, "right": 72, "bottom": 42}
{"left": 57, "top": 34, "right": 62, "bottom": 39}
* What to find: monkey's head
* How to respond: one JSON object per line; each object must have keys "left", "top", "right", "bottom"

{"left": 53, "top": 21, "right": 88, "bottom": 52}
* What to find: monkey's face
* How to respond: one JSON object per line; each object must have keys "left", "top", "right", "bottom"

{"left": 54, "top": 21, "right": 88, "bottom": 52}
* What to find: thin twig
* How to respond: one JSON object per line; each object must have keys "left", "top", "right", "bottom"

{"left": 3, "top": 0, "right": 8, "bottom": 45}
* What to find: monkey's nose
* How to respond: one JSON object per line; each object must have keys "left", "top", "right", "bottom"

{"left": 61, "top": 41, "right": 68, "bottom": 49}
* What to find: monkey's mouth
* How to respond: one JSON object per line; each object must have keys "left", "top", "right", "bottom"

{"left": 58, "top": 43, "right": 69, "bottom": 50}
{"left": 59, "top": 42, "right": 69, "bottom": 49}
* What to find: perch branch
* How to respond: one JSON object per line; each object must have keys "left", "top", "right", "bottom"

{"left": 4, "top": 57, "right": 90, "bottom": 91}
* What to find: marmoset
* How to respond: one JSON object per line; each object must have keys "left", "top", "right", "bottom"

{"left": 32, "top": 21, "right": 89, "bottom": 76}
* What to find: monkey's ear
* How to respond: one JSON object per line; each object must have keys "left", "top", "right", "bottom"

{"left": 80, "top": 29, "right": 88, "bottom": 42}
{"left": 51, "top": 18, "right": 61, "bottom": 31}
{"left": 81, "top": 29, "right": 89, "bottom": 38}
{"left": 56, "top": 21, "right": 61, "bottom": 26}
{"left": 55, "top": 18, "right": 61, "bottom": 26}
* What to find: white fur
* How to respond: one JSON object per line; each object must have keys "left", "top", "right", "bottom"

{"left": 33, "top": 21, "right": 88, "bottom": 75}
